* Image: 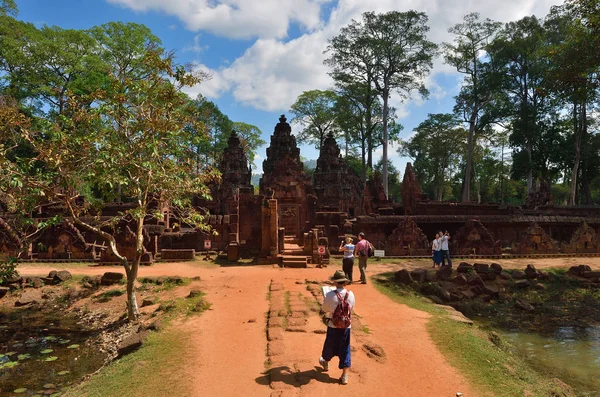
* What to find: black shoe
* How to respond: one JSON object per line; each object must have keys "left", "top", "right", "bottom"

{"left": 361, "top": 281, "right": 367, "bottom": 284}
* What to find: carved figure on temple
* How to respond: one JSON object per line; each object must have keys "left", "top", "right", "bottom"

{"left": 513, "top": 223, "right": 559, "bottom": 254}
{"left": 385, "top": 218, "right": 430, "bottom": 256}
{"left": 451, "top": 220, "right": 501, "bottom": 256}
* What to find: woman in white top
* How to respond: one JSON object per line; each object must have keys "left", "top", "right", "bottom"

{"left": 431, "top": 232, "right": 442, "bottom": 268}
{"left": 339, "top": 237, "right": 355, "bottom": 284}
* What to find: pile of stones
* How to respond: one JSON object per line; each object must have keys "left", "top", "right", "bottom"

{"left": 394, "top": 262, "right": 555, "bottom": 307}
{"left": 0, "top": 269, "right": 72, "bottom": 300}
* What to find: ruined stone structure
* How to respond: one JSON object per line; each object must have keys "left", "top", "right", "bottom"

{"left": 36, "top": 221, "right": 92, "bottom": 261}
{"left": 401, "top": 163, "right": 423, "bottom": 215}
{"left": 385, "top": 218, "right": 430, "bottom": 256}
{"left": 3, "top": 115, "right": 600, "bottom": 264}
{"left": 215, "top": 130, "right": 253, "bottom": 214}
{"left": 452, "top": 220, "right": 502, "bottom": 256}
{"left": 313, "top": 132, "right": 363, "bottom": 216}
{"left": 260, "top": 115, "right": 314, "bottom": 237}
{"left": 562, "top": 221, "right": 599, "bottom": 253}
{"left": 512, "top": 222, "right": 560, "bottom": 254}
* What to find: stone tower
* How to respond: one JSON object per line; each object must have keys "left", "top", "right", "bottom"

{"left": 401, "top": 162, "right": 422, "bottom": 214}
{"left": 313, "top": 132, "right": 363, "bottom": 216}
{"left": 259, "top": 115, "right": 313, "bottom": 235}
{"left": 217, "top": 130, "right": 253, "bottom": 212}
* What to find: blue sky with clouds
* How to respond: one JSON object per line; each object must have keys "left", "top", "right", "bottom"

{"left": 15, "top": 0, "right": 564, "bottom": 175}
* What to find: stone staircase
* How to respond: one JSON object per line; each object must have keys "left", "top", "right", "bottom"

{"left": 279, "top": 236, "right": 309, "bottom": 268}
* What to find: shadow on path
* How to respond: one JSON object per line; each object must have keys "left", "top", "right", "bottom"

{"left": 255, "top": 366, "right": 340, "bottom": 387}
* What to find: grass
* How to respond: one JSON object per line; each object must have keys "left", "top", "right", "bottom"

{"left": 92, "top": 289, "right": 125, "bottom": 303}
{"left": 64, "top": 288, "right": 210, "bottom": 397}
{"left": 373, "top": 274, "right": 571, "bottom": 397}
{"left": 64, "top": 327, "right": 195, "bottom": 397}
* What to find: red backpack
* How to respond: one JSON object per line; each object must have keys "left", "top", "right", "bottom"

{"left": 332, "top": 291, "right": 352, "bottom": 328}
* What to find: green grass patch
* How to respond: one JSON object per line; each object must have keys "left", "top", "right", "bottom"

{"left": 156, "top": 291, "right": 211, "bottom": 319}
{"left": 64, "top": 328, "right": 195, "bottom": 397}
{"left": 373, "top": 274, "right": 570, "bottom": 397}
{"left": 92, "top": 289, "right": 125, "bottom": 303}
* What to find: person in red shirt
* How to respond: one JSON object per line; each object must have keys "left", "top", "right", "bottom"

{"left": 353, "top": 232, "right": 372, "bottom": 284}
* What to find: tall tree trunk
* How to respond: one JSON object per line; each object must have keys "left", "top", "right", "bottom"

{"left": 345, "top": 132, "right": 349, "bottom": 157}
{"left": 581, "top": 105, "right": 592, "bottom": 205}
{"left": 126, "top": 264, "right": 140, "bottom": 321}
{"left": 366, "top": 137, "right": 373, "bottom": 170}
{"left": 361, "top": 138, "right": 367, "bottom": 184}
{"left": 526, "top": 142, "right": 533, "bottom": 194}
{"left": 381, "top": 89, "right": 389, "bottom": 199}
{"left": 461, "top": 111, "right": 477, "bottom": 202}
{"left": 500, "top": 142, "right": 504, "bottom": 203}
{"left": 569, "top": 102, "right": 581, "bottom": 206}
{"left": 126, "top": 216, "right": 145, "bottom": 321}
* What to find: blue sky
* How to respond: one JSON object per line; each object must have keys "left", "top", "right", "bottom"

{"left": 15, "top": 0, "right": 564, "bottom": 175}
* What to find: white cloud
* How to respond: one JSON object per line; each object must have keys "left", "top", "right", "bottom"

{"left": 183, "top": 34, "right": 209, "bottom": 54}
{"left": 120, "top": 0, "right": 564, "bottom": 112}
{"left": 183, "top": 64, "right": 231, "bottom": 99}
{"left": 189, "top": 33, "right": 333, "bottom": 110}
{"left": 107, "top": 0, "right": 329, "bottom": 39}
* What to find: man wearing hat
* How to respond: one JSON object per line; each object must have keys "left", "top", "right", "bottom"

{"left": 319, "top": 270, "right": 355, "bottom": 385}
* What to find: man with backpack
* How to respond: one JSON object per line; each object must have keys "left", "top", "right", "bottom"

{"left": 353, "top": 232, "right": 373, "bottom": 284}
{"left": 319, "top": 270, "right": 355, "bottom": 385}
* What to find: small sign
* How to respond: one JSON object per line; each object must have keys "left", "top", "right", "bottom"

{"left": 318, "top": 245, "right": 326, "bottom": 255}
{"left": 204, "top": 239, "right": 211, "bottom": 250}
{"left": 374, "top": 250, "right": 385, "bottom": 257}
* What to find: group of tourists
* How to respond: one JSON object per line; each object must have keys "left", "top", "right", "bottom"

{"left": 320, "top": 230, "right": 453, "bottom": 385}
{"left": 338, "top": 231, "right": 373, "bottom": 285}
{"left": 431, "top": 230, "right": 452, "bottom": 268}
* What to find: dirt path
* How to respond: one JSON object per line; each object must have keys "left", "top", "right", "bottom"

{"left": 16, "top": 257, "right": 600, "bottom": 396}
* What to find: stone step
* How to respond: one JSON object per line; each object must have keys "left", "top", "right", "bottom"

{"left": 282, "top": 249, "right": 304, "bottom": 255}
{"left": 281, "top": 255, "right": 309, "bottom": 268}
{"left": 284, "top": 236, "right": 300, "bottom": 245}
{"left": 282, "top": 260, "right": 308, "bottom": 269}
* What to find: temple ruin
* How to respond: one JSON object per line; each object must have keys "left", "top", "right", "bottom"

{"left": 1, "top": 115, "right": 600, "bottom": 264}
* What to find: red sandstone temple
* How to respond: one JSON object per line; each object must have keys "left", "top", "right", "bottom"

{"left": 1, "top": 115, "right": 600, "bottom": 266}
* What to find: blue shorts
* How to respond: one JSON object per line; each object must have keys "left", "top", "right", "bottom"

{"left": 321, "top": 327, "right": 351, "bottom": 369}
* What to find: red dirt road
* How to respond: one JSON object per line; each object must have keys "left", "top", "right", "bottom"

{"left": 17, "top": 258, "right": 600, "bottom": 396}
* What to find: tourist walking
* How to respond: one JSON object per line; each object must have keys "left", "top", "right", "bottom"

{"left": 353, "top": 232, "right": 372, "bottom": 284}
{"left": 319, "top": 270, "right": 355, "bottom": 385}
{"left": 432, "top": 232, "right": 442, "bottom": 268}
{"left": 339, "top": 236, "right": 355, "bottom": 284}
{"left": 440, "top": 230, "right": 452, "bottom": 267}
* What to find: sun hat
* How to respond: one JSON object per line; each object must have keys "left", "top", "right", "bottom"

{"left": 330, "top": 270, "right": 349, "bottom": 283}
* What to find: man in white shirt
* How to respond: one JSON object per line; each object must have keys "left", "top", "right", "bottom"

{"left": 320, "top": 270, "right": 355, "bottom": 385}
{"left": 439, "top": 230, "right": 452, "bottom": 267}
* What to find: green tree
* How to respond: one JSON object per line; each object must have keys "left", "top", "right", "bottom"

{"left": 231, "top": 121, "right": 265, "bottom": 167}
{"left": 443, "top": 12, "right": 503, "bottom": 202}
{"left": 188, "top": 96, "right": 233, "bottom": 169}
{"left": 374, "top": 159, "right": 402, "bottom": 203}
{"left": 0, "top": 0, "right": 16, "bottom": 16}
{"left": 0, "top": 45, "right": 213, "bottom": 321}
{"left": 401, "top": 114, "right": 466, "bottom": 200}
{"left": 326, "top": 11, "right": 437, "bottom": 198}
{"left": 289, "top": 89, "right": 339, "bottom": 151}
{"left": 545, "top": 1, "right": 600, "bottom": 205}
{"left": 489, "top": 16, "right": 559, "bottom": 195}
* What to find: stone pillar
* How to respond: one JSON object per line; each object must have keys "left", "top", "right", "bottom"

{"left": 269, "top": 199, "right": 278, "bottom": 255}
{"left": 260, "top": 201, "right": 271, "bottom": 258}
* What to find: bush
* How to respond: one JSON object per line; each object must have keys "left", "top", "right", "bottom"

{"left": 0, "top": 257, "right": 19, "bottom": 283}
